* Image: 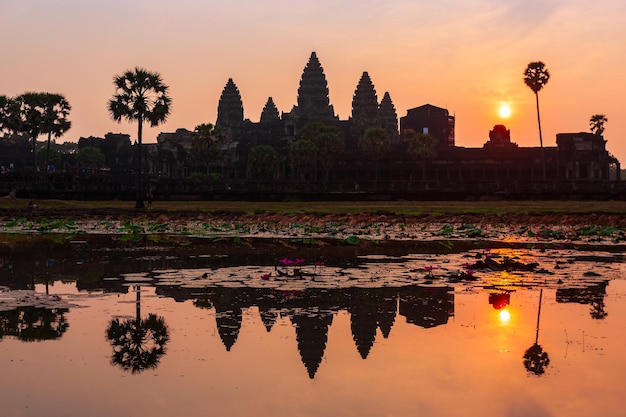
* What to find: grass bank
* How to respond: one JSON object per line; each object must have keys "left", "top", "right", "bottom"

{"left": 1, "top": 197, "right": 626, "bottom": 216}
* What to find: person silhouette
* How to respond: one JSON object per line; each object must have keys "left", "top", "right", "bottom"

{"left": 146, "top": 189, "right": 154, "bottom": 209}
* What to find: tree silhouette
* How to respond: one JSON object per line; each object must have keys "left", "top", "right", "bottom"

{"left": 360, "top": 127, "right": 390, "bottom": 183}
{"left": 589, "top": 114, "right": 608, "bottom": 136}
{"left": 1, "top": 93, "right": 61, "bottom": 188}
{"left": 408, "top": 132, "right": 437, "bottom": 180}
{"left": 0, "top": 307, "right": 69, "bottom": 342}
{"left": 299, "top": 122, "right": 345, "bottom": 183}
{"left": 590, "top": 300, "right": 608, "bottom": 320}
{"left": 0, "top": 95, "right": 10, "bottom": 133}
{"left": 41, "top": 94, "right": 71, "bottom": 173}
{"left": 289, "top": 139, "right": 318, "bottom": 180}
{"left": 108, "top": 67, "right": 171, "bottom": 208}
{"left": 523, "top": 289, "right": 550, "bottom": 375}
{"left": 77, "top": 146, "right": 106, "bottom": 170}
{"left": 247, "top": 145, "right": 279, "bottom": 181}
{"left": 191, "top": 123, "right": 225, "bottom": 175}
{"left": 523, "top": 61, "right": 550, "bottom": 181}
{"left": 106, "top": 286, "right": 169, "bottom": 374}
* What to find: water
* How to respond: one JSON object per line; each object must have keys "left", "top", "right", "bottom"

{"left": 1, "top": 245, "right": 625, "bottom": 417}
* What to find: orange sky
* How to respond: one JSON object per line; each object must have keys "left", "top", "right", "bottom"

{"left": 2, "top": 1, "right": 625, "bottom": 162}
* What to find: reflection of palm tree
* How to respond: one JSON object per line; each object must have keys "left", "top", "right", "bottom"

{"left": 106, "top": 286, "right": 169, "bottom": 374}
{"left": 523, "top": 289, "right": 550, "bottom": 375}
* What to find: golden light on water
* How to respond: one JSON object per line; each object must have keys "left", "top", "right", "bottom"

{"left": 499, "top": 309, "right": 511, "bottom": 323}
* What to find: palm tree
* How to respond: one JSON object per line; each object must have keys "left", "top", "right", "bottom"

{"left": 108, "top": 67, "right": 171, "bottom": 208}
{"left": 523, "top": 61, "right": 550, "bottom": 181}
{"left": 589, "top": 114, "right": 608, "bottom": 136}
{"left": 191, "top": 123, "right": 225, "bottom": 175}
{"left": 41, "top": 94, "right": 71, "bottom": 173}
{"left": 408, "top": 132, "right": 437, "bottom": 181}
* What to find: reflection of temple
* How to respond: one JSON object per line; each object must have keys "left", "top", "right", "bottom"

{"left": 399, "top": 286, "right": 455, "bottom": 328}
{"left": 290, "top": 308, "right": 333, "bottom": 379}
{"left": 212, "top": 289, "right": 244, "bottom": 351}
{"left": 181, "top": 285, "right": 455, "bottom": 376}
{"left": 488, "top": 292, "right": 511, "bottom": 310}
{"left": 348, "top": 288, "right": 398, "bottom": 359}
{"left": 155, "top": 285, "right": 457, "bottom": 378}
{"left": 556, "top": 281, "right": 609, "bottom": 319}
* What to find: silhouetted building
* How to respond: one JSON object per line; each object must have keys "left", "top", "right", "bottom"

{"left": 557, "top": 132, "right": 620, "bottom": 180}
{"left": 400, "top": 104, "right": 455, "bottom": 147}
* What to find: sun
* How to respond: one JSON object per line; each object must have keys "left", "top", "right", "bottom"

{"left": 499, "top": 103, "right": 512, "bottom": 118}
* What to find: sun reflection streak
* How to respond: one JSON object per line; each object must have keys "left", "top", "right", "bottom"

{"left": 499, "top": 309, "right": 511, "bottom": 323}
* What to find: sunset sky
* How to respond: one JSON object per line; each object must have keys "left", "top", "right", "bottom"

{"left": 2, "top": 0, "right": 625, "bottom": 162}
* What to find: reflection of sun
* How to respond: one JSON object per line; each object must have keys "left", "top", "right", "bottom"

{"left": 499, "top": 309, "right": 511, "bottom": 322}
{"left": 499, "top": 103, "right": 511, "bottom": 118}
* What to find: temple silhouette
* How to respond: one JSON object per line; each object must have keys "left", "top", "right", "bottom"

{"left": 0, "top": 52, "right": 621, "bottom": 200}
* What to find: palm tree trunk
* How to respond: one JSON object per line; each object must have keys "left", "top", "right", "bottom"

{"left": 535, "top": 93, "right": 546, "bottom": 182}
{"left": 135, "top": 118, "right": 145, "bottom": 209}
{"left": 31, "top": 131, "right": 38, "bottom": 193}
{"left": 45, "top": 132, "right": 52, "bottom": 175}
{"left": 534, "top": 288, "right": 543, "bottom": 344}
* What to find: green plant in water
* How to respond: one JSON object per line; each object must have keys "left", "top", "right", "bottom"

{"left": 119, "top": 222, "right": 145, "bottom": 234}
{"left": 436, "top": 224, "right": 454, "bottom": 236}
{"left": 344, "top": 235, "right": 359, "bottom": 245}
{"left": 5, "top": 217, "right": 27, "bottom": 227}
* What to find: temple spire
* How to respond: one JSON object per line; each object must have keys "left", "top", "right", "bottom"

{"left": 351, "top": 71, "right": 379, "bottom": 132}
{"left": 378, "top": 92, "right": 399, "bottom": 143}
{"left": 216, "top": 78, "right": 244, "bottom": 130}
{"left": 260, "top": 97, "right": 280, "bottom": 124}
{"left": 295, "top": 52, "right": 336, "bottom": 124}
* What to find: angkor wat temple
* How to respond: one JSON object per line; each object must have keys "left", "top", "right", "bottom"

{"left": 0, "top": 52, "right": 621, "bottom": 200}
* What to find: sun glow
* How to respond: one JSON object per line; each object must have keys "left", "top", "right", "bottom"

{"left": 499, "top": 309, "right": 511, "bottom": 323}
{"left": 499, "top": 103, "right": 511, "bottom": 118}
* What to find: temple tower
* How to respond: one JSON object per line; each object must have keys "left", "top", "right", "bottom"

{"left": 378, "top": 92, "right": 399, "bottom": 143}
{"left": 216, "top": 78, "right": 244, "bottom": 130}
{"left": 351, "top": 71, "right": 379, "bottom": 133}
{"left": 294, "top": 52, "right": 336, "bottom": 124}
{"left": 260, "top": 97, "right": 280, "bottom": 124}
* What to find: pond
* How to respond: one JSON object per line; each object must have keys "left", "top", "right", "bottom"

{"left": 1, "top": 237, "right": 625, "bottom": 417}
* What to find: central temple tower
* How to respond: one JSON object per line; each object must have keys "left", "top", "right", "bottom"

{"left": 288, "top": 52, "right": 337, "bottom": 128}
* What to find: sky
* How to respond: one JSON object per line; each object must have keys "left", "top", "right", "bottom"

{"left": 1, "top": 0, "right": 625, "bottom": 162}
